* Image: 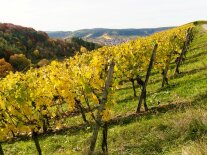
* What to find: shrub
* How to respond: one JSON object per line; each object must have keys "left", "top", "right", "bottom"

{"left": 80, "top": 46, "right": 88, "bottom": 53}
{"left": 33, "top": 49, "right": 41, "bottom": 58}
{"left": 0, "top": 58, "right": 13, "bottom": 77}
{"left": 37, "top": 59, "right": 49, "bottom": 67}
{"left": 9, "top": 54, "right": 31, "bottom": 71}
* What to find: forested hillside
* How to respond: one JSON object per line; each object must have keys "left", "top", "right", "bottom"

{"left": 0, "top": 23, "right": 100, "bottom": 75}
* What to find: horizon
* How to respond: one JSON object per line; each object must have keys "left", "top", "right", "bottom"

{"left": 0, "top": 0, "right": 207, "bottom": 31}
{"left": 45, "top": 26, "right": 176, "bottom": 32}
{"left": 0, "top": 22, "right": 176, "bottom": 32}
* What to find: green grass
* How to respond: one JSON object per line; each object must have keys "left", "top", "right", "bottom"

{"left": 2, "top": 25, "right": 207, "bottom": 155}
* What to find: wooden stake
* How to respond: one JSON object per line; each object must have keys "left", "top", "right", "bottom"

{"left": 88, "top": 62, "right": 115, "bottom": 155}
{"left": 136, "top": 44, "right": 158, "bottom": 113}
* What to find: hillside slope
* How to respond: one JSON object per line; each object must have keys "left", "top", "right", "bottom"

{"left": 2, "top": 24, "right": 207, "bottom": 154}
{"left": 0, "top": 23, "right": 100, "bottom": 73}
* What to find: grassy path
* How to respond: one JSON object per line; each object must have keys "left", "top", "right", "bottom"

{"left": 202, "top": 24, "right": 207, "bottom": 30}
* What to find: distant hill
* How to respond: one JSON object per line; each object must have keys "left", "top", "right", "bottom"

{"left": 0, "top": 23, "right": 100, "bottom": 73}
{"left": 47, "top": 27, "right": 174, "bottom": 45}
{"left": 46, "top": 31, "right": 72, "bottom": 38}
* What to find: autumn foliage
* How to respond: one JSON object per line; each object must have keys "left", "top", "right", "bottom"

{"left": 0, "top": 23, "right": 100, "bottom": 69}
{"left": 0, "top": 58, "right": 13, "bottom": 77}
{"left": 9, "top": 54, "right": 31, "bottom": 71}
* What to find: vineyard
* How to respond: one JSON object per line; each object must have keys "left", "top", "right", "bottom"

{"left": 0, "top": 21, "right": 207, "bottom": 155}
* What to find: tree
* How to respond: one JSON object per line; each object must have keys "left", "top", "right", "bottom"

{"left": 37, "top": 59, "right": 49, "bottom": 67}
{"left": 0, "top": 58, "right": 13, "bottom": 78}
{"left": 9, "top": 54, "right": 31, "bottom": 71}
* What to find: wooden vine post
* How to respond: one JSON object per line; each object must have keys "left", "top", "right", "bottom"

{"left": 175, "top": 28, "right": 193, "bottom": 74}
{"left": 183, "top": 28, "right": 193, "bottom": 57}
{"left": 88, "top": 61, "right": 115, "bottom": 155}
{"left": 161, "top": 50, "right": 173, "bottom": 87}
{"left": 130, "top": 78, "right": 137, "bottom": 97}
{"left": 136, "top": 44, "right": 158, "bottom": 113}
{"left": 101, "top": 122, "right": 108, "bottom": 154}
{"left": 32, "top": 131, "right": 42, "bottom": 155}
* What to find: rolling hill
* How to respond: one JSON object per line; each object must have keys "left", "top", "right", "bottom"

{"left": 47, "top": 27, "right": 173, "bottom": 45}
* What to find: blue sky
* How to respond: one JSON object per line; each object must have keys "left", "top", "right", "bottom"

{"left": 0, "top": 0, "right": 206, "bottom": 31}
